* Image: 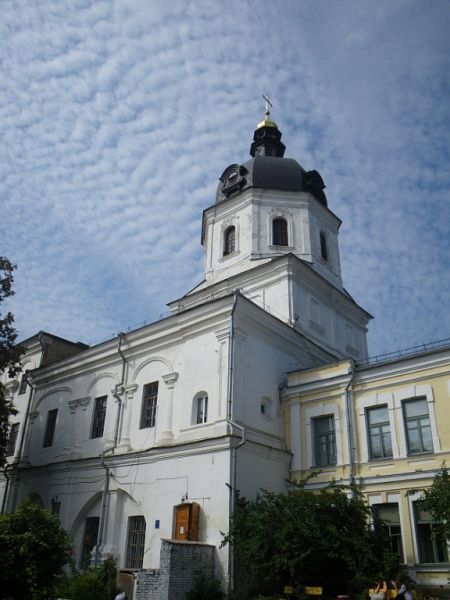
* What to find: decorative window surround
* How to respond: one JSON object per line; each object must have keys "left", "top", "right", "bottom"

{"left": 393, "top": 385, "right": 440, "bottom": 456}
{"left": 305, "top": 403, "right": 343, "bottom": 468}
{"left": 358, "top": 392, "right": 399, "bottom": 461}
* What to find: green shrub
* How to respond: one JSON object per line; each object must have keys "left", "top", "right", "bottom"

{"left": 53, "top": 556, "right": 118, "bottom": 600}
{"left": 185, "top": 572, "right": 226, "bottom": 600}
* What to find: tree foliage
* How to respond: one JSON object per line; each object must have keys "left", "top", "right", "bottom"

{"left": 223, "top": 482, "right": 401, "bottom": 596}
{"left": 0, "top": 257, "right": 24, "bottom": 467}
{"left": 0, "top": 496, "right": 70, "bottom": 600}
{"left": 54, "top": 556, "right": 119, "bottom": 600}
{"left": 418, "top": 464, "right": 450, "bottom": 540}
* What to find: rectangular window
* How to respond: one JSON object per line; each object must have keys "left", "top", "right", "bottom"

{"left": 374, "top": 503, "right": 403, "bottom": 559}
{"left": 367, "top": 405, "right": 392, "bottom": 460}
{"left": 140, "top": 382, "right": 158, "bottom": 429}
{"left": 80, "top": 516, "right": 99, "bottom": 570}
{"left": 18, "top": 373, "right": 28, "bottom": 395}
{"left": 6, "top": 423, "right": 20, "bottom": 456}
{"left": 403, "top": 398, "right": 432, "bottom": 454}
{"left": 126, "top": 516, "right": 146, "bottom": 569}
{"left": 91, "top": 396, "right": 107, "bottom": 439}
{"left": 43, "top": 409, "right": 58, "bottom": 448}
{"left": 313, "top": 415, "right": 336, "bottom": 467}
{"left": 415, "top": 503, "right": 449, "bottom": 563}
{"left": 196, "top": 395, "right": 208, "bottom": 424}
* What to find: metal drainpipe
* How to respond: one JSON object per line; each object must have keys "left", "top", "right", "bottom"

{"left": 344, "top": 360, "right": 356, "bottom": 491}
{"left": 112, "top": 332, "right": 127, "bottom": 447}
{"left": 94, "top": 333, "right": 127, "bottom": 566}
{"left": 1, "top": 332, "right": 46, "bottom": 515}
{"left": 226, "top": 290, "right": 247, "bottom": 594}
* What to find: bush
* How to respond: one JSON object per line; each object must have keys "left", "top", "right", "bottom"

{"left": 0, "top": 497, "right": 69, "bottom": 600}
{"left": 54, "top": 556, "right": 119, "bottom": 600}
{"left": 185, "top": 572, "right": 226, "bottom": 600}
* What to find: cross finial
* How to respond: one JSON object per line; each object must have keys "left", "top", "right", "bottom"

{"left": 262, "top": 94, "right": 272, "bottom": 119}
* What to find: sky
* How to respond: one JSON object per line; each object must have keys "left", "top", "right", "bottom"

{"left": 1, "top": 0, "right": 449, "bottom": 358}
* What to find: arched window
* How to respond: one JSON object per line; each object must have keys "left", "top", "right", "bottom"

{"left": 272, "top": 218, "right": 288, "bottom": 246}
{"left": 320, "top": 231, "right": 328, "bottom": 261}
{"left": 193, "top": 392, "right": 208, "bottom": 424}
{"left": 223, "top": 226, "right": 236, "bottom": 256}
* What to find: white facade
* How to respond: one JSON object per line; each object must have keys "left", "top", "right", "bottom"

{"left": 1, "top": 118, "right": 371, "bottom": 587}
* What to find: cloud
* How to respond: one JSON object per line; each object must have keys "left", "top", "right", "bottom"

{"left": 1, "top": 0, "right": 449, "bottom": 357}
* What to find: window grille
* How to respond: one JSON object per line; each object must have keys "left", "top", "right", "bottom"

{"left": 91, "top": 396, "right": 107, "bottom": 439}
{"left": 223, "top": 226, "right": 236, "bottom": 256}
{"left": 272, "top": 218, "right": 288, "bottom": 246}
{"left": 126, "top": 516, "right": 146, "bottom": 569}
{"left": 140, "top": 382, "right": 158, "bottom": 429}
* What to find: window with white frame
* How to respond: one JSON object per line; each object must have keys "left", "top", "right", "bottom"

{"left": 414, "top": 502, "right": 449, "bottom": 563}
{"left": 373, "top": 503, "right": 403, "bottom": 559}
{"left": 367, "top": 405, "right": 393, "bottom": 460}
{"left": 313, "top": 415, "right": 336, "bottom": 467}
{"left": 126, "top": 516, "right": 146, "bottom": 569}
{"left": 403, "top": 398, "right": 432, "bottom": 454}
{"left": 195, "top": 394, "right": 208, "bottom": 424}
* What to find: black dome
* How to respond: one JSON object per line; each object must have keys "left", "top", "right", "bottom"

{"left": 216, "top": 156, "right": 327, "bottom": 207}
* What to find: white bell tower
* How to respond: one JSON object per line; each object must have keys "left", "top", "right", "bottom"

{"left": 172, "top": 103, "right": 371, "bottom": 361}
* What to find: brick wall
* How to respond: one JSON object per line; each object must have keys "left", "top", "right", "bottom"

{"left": 133, "top": 539, "right": 216, "bottom": 600}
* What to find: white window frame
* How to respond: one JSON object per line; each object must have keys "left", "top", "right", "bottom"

{"left": 192, "top": 392, "right": 208, "bottom": 425}
{"left": 358, "top": 392, "right": 398, "bottom": 462}
{"left": 394, "top": 385, "right": 440, "bottom": 457}
{"left": 305, "top": 403, "right": 342, "bottom": 468}
{"left": 219, "top": 219, "right": 240, "bottom": 262}
{"left": 267, "top": 210, "right": 294, "bottom": 250}
{"left": 408, "top": 491, "right": 449, "bottom": 565}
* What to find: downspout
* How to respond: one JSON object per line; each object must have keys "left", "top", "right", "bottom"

{"left": 344, "top": 360, "right": 356, "bottom": 491}
{"left": 112, "top": 332, "right": 127, "bottom": 448}
{"left": 94, "top": 332, "right": 127, "bottom": 566}
{"left": 1, "top": 332, "right": 46, "bottom": 514}
{"left": 226, "top": 290, "right": 247, "bottom": 594}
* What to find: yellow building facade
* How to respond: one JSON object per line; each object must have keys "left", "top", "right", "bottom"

{"left": 283, "top": 344, "right": 450, "bottom": 586}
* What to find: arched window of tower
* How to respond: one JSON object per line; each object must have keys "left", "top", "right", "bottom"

{"left": 223, "top": 225, "right": 236, "bottom": 256}
{"left": 272, "top": 217, "right": 288, "bottom": 246}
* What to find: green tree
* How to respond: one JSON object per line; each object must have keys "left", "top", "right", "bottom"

{"left": 0, "top": 496, "right": 70, "bottom": 600}
{"left": 418, "top": 464, "right": 450, "bottom": 540}
{"left": 0, "top": 257, "right": 24, "bottom": 467}
{"left": 223, "top": 482, "right": 401, "bottom": 596}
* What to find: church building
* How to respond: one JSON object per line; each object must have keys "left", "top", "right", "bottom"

{"left": 3, "top": 105, "right": 447, "bottom": 597}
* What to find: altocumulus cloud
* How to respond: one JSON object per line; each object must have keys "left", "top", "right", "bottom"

{"left": 1, "top": 0, "right": 449, "bottom": 356}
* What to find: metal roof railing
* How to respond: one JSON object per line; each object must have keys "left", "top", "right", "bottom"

{"left": 357, "top": 337, "right": 450, "bottom": 367}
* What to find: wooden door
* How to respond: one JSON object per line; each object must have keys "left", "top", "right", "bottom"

{"left": 174, "top": 504, "right": 190, "bottom": 540}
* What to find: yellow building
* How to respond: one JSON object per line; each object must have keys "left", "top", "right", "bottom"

{"left": 283, "top": 342, "right": 450, "bottom": 586}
